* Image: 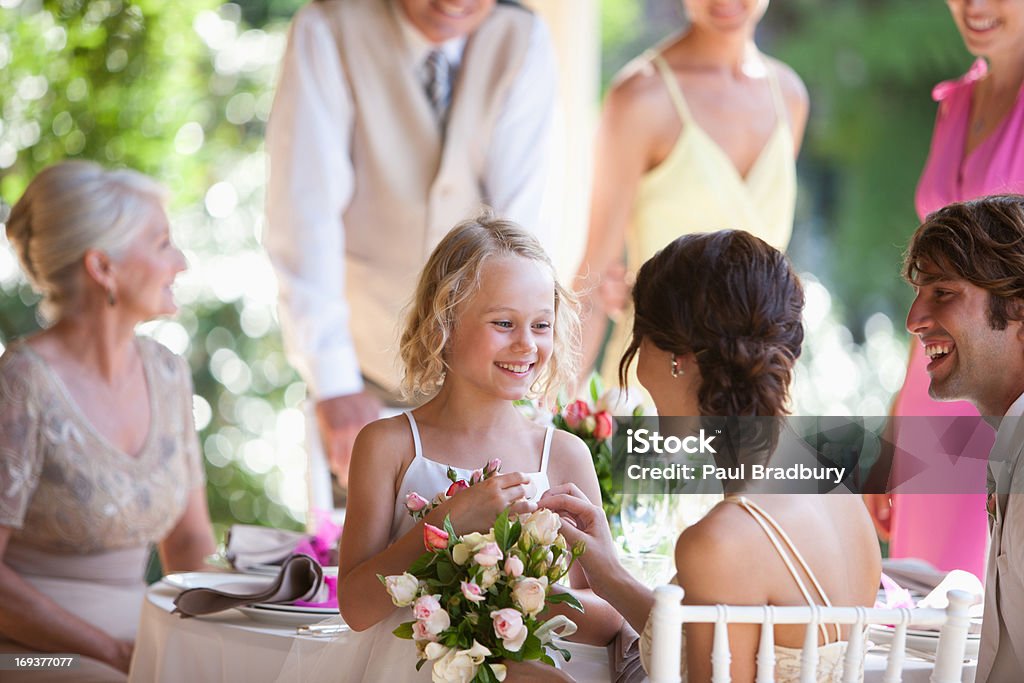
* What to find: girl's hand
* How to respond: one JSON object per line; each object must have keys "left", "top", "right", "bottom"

{"left": 442, "top": 472, "right": 537, "bottom": 534}
{"left": 538, "top": 483, "right": 617, "bottom": 586}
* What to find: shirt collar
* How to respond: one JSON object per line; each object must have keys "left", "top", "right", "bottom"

{"left": 394, "top": 5, "right": 466, "bottom": 71}
{"left": 991, "top": 391, "right": 1024, "bottom": 490}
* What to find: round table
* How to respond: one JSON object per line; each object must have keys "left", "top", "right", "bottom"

{"left": 129, "top": 582, "right": 612, "bottom": 682}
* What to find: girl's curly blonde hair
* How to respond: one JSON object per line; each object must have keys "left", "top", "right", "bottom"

{"left": 399, "top": 210, "right": 580, "bottom": 403}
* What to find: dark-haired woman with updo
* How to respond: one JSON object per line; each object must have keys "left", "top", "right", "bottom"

{"left": 540, "top": 231, "right": 881, "bottom": 682}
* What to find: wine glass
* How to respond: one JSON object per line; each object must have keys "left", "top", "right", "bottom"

{"left": 619, "top": 455, "right": 671, "bottom": 554}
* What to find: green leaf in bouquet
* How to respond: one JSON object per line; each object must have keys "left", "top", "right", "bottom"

{"left": 494, "top": 509, "right": 510, "bottom": 551}
{"left": 408, "top": 551, "right": 438, "bottom": 576}
{"left": 521, "top": 633, "right": 544, "bottom": 660}
{"left": 508, "top": 520, "right": 522, "bottom": 548}
{"left": 436, "top": 556, "right": 457, "bottom": 585}
{"left": 443, "top": 631, "right": 461, "bottom": 648}
{"left": 476, "top": 663, "right": 501, "bottom": 683}
{"left": 588, "top": 373, "right": 601, "bottom": 404}
{"left": 447, "top": 466, "right": 459, "bottom": 483}
{"left": 540, "top": 654, "right": 556, "bottom": 666}
{"left": 392, "top": 621, "right": 415, "bottom": 639}
{"left": 545, "top": 592, "right": 584, "bottom": 612}
{"left": 443, "top": 515, "right": 457, "bottom": 546}
{"left": 415, "top": 659, "right": 427, "bottom": 672}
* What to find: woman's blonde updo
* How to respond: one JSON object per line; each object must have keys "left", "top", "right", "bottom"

{"left": 620, "top": 230, "right": 804, "bottom": 417}
{"left": 5, "top": 160, "right": 168, "bottom": 321}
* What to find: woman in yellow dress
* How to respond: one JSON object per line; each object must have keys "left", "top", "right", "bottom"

{"left": 577, "top": 0, "right": 808, "bottom": 389}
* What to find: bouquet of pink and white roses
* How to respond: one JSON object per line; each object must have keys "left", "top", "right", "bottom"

{"left": 381, "top": 508, "right": 585, "bottom": 682}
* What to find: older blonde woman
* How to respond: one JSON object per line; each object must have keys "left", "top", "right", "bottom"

{"left": 0, "top": 161, "right": 215, "bottom": 680}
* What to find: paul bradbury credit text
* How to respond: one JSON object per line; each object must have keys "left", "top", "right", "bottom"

{"left": 626, "top": 462, "right": 848, "bottom": 485}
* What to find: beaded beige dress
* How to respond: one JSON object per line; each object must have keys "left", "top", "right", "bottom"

{"left": 0, "top": 338, "right": 205, "bottom": 681}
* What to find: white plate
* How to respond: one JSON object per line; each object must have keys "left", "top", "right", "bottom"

{"left": 235, "top": 604, "right": 340, "bottom": 627}
{"left": 161, "top": 572, "right": 274, "bottom": 592}
{"left": 246, "top": 602, "right": 338, "bottom": 615}
{"left": 869, "top": 624, "right": 980, "bottom": 660}
{"left": 237, "top": 564, "right": 340, "bottom": 578}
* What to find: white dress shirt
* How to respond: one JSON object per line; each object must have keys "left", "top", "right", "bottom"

{"left": 265, "top": 4, "right": 557, "bottom": 400}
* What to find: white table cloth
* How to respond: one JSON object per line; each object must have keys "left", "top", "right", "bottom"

{"left": 131, "top": 582, "right": 975, "bottom": 683}
{"left": 130, "top": 582, "right": 611, "bottom": 682}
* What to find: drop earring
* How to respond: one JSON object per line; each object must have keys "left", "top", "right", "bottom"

{"left": 106, "top": 287, "right": 117, "bottom": 307}
{"left": 670, "top": 355, "right": 683, "bottom": 378}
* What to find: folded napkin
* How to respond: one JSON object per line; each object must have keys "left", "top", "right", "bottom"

{"left": 880, "top": 557, "right": 948, "bottom": 595}
{"left": 609, "top": 621, "right": 646, "bottom": 683}
{"left": 225, "top": 524, "right": 309, "bottom": 571}
{"left": 173, "top": 554, "right": 325, "bottom": 618}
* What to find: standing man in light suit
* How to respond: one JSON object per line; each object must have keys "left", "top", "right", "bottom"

{"left": 903, "top": 195, "right": 1024, "bottom": 682}
{"left": 265, "top": 0, "right": 558, "bottom": 506}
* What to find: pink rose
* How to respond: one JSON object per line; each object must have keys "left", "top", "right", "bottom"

{"left": 460, "top": 580, "right": 486, "bottom": 604}
{"left": 405, "top": 492, "right": 430, "bottom": 512}
{"left": 413, "top": 594, "right": 442, "bottom": 620}
{"left": 470, "top": 469, "right": 484, "bottom": 484}
{"left": 490, "top": 608, "right": 528, "bottom": 652}
{"left": 412, "top": 619, "right": 438, "bottom": 642}
{"left": 563, "top": 400, "right": 591, "bottom": 431}
{"left": 446, "top": 480, "right": 469, "bottom": 497}
{"left": 473, "top": 542, "right": 503, "bottom": 567}
{"left": 424, "top": 523, "right": 450, "bottom": 550}
{"left": 484, "top": 458, "right": 502, "bottom": 476}
{"left": 593, "top": 411, "right": 614, "bottom": 440}
{"left": 504, "top": 555, "right": 524, "bottom": 579}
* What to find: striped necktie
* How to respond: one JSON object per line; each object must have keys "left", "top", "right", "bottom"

{"left": 423, "top": 49, "right": 451, "bottom": 125}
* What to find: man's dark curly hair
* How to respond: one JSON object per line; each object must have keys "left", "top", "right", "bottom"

{"left": 904, "top": 194, "right": 1024, "bottom": 331}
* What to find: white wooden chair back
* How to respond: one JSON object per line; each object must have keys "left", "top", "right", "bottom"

{"left": 646, "top": 586, "right": 973, "bottom": 683}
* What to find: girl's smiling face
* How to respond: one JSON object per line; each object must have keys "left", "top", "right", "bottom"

{"left": 445, "top": 254, "right": 555, "bottom": 401}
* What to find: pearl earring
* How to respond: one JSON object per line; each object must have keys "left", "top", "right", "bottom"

{"left": 670, "top": 355, "right": 683, "bottom": 378}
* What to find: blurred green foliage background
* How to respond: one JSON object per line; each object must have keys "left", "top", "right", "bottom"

{"left": 0, "top": 0, "right": 974, "bottom": 535}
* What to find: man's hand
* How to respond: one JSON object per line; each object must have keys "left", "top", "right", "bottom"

{"left": 315, "top": 391, "right": 382, "bottom": 487}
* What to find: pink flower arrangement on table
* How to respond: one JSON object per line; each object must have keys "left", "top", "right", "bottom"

{"left": 292, "top": 510, "right": 342, "bottom": 608}
{"left": 550, "top": 376, "right": 646, "bottom": 519}
{"left": 381, "top": 506, "right": 585, "bottom": 683}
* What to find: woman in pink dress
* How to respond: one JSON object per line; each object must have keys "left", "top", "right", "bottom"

{"left": 868, "top": 0, "right": 1024, "bottom": 580}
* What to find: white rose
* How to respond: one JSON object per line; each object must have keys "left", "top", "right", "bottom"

{"left": 512, "top": 576, "right": 548, "bottom": 616}
{"left": 424, "top": 642, "right": 450, "bottom": 661}
{"left": 423, "top": 606, "right": 451, "bottom": 636}
{"left": 452, "top": 532, "right": 490, "bottom": 565}
{"left": 522, "top": 509, "right": 561, "bottom": 546}
{"left": 479, "top": 566, "right": 500, "bottom": 589}
{"left": 431, "top": 641, "right": 491, "bottom": 683}
{"left": 384, "top": 572, "right": 420, "bottom": 607}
